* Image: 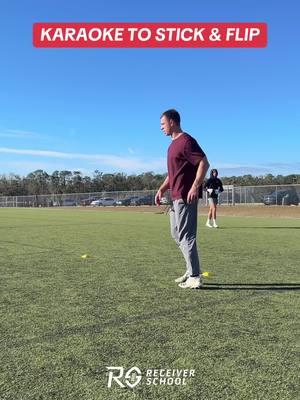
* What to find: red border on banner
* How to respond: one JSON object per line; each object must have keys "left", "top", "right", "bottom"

{"left": 33, "top": 23, "right": 267, "bottom": 48}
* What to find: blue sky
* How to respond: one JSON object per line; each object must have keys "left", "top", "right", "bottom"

{"left": 0, "top": 0, "right": 299, "bottom": 177}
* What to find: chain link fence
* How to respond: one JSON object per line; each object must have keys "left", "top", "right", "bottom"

{"left": 0, "top": 185, "right": 299, "bottom": 207}
{"left": 230, "top": 184, "right": 300, "bottom": 206}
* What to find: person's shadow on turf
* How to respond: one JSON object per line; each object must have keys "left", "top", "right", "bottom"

{"left": 203, "top": 283, "right": 300, "bottom": 290}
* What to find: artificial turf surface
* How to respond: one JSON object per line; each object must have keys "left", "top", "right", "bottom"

{"left": 0, "top": 208, "right": 299, "bottom": 400}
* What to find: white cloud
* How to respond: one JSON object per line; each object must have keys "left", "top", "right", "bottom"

{"left": 212, "top": 162, "right": 300, "bottom": 176}
{"left": 128, "top": 147, "right": 136, "bottom": 154}
{"left": 0, "top": 129, "right": 45, "bottom": 139}
{"left": 0, "top": 160, "right": 70, "bottom": 175}
{"left": 0, "top": 147, "right": 166, "bottom": 173}
{"left": 0, "top": 147, "right": 299, "bottom": 176}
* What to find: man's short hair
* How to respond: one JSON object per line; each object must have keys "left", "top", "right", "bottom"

{"left": 161, "top": 109, "right": 181, "bottom": 125}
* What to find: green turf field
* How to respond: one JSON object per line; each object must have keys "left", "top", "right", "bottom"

{"left": 1, "top": 208, "right": 299, "bottom": 400}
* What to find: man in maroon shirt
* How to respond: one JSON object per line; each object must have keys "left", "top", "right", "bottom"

{"left": 155, "top": 109, "right": 209, "bottom": 289}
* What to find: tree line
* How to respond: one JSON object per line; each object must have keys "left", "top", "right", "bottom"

{"left": 0, "top": 170, "right": 299, "bottom": 197}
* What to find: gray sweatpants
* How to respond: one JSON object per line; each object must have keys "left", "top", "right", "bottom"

{"left": 169, "top": 199, "right": 201, "bottom": 277}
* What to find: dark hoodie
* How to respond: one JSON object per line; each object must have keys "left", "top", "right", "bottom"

{"left": 204, "top": 171, "right": 224, "bottom": 198}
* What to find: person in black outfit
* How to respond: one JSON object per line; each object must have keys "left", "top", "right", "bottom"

{"left": 204, "top": 169, "right": 223, "bottom": 228}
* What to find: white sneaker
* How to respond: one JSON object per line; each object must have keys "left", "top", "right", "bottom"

{"left": 213, "top": 222, "right": 218, "bottom": 228}
{"left": 178, "top": 276, "right": 202, "bottom": 289}
{"left": 206, "top": 221, "right": 213, "bottom": 228}
{"left": 175, "top": 273, "right": 189, "bottom": 283}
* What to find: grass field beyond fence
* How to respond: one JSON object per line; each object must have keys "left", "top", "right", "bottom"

{"left": 1, "top": 208, "right": 299, "bottom": 400}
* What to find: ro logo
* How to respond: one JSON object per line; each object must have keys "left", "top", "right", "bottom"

{"left": 107, "top": 366, "right": 142, "bottom": 388}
